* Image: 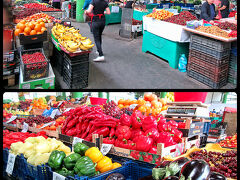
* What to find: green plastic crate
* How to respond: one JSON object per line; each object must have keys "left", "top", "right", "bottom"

{"left": 19, "top": 63, "right": 55, "bottom": 89}
{"left": 133, "top": 9, "right": 153, "bottom": 21}
{"left": 105, "top": 6, "right": 122, "bottom": 25}
{"left": 210, "top": 117, "right": 223, "bottom": 128}
{"left": 142, "top": 30, "right": 189, "bottom": 69}
{"left": 146, "top": 4, "right": 158, "bottom": 9}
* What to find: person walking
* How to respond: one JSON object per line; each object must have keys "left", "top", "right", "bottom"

{"left": 62, "top": 0, "right": 70, "bottom": 19}
{"left": 85, "top": 0, "right": 111, "bottom": 62}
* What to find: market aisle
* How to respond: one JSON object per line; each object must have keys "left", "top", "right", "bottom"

{"left": 68, "top": 21, "right": 234, "bottom": 89}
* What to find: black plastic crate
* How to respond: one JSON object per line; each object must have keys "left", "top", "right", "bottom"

{"left": 63, "top": 65, "right": 89, "bottom": 80}
{"left": 23, "top": 42, "right": 44, "bottom": 50}
{"left": 52, "top": 47, "right": 64, "bottom": 75}
{"left": 19, "top": 30, "right": 47, "bottom": 46}
{"left": 189, "top": 42, "right": 230, "bottom": 60}
{"left": 63, "top": 60, "right": 89, "bottom": 75}
{"left": 190, "top": 34, "right": 231, "bottom": 51}
{"left": 63, "top": 73, "right": 88, "bottom": 89}
{"left": 199, "top": 133, "right": 208, "bottom": 148}
{"left": 63, "top": 70, "right": 89, "bottom": 84}
{"left": 187, "top": 70, "right": 228, "bottom": 89}
{"left": 63, "top": 52, "right": 89, "bottom": 63}
{"left": 189, "top": 49, "right": 229, "bottom": 67}
{"left": 20, "top": 48, "right": 49, "bottom": 81}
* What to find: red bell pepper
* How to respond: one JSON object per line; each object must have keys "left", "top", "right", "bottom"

{"left": 144, "top": 128, "right": 160, "bottom": 142}
{"left": 133, "top": 135, "right": 153, "bottom": 152}
{"left": 115, "top": 125, "right": 131, "bottom": 140}
{"left": 131, "top": 110, "right": 143, "bottom": 129}
{"left": 171, "top": 129, "right": 183, "bottom": 143}
{"left": 156, "top": 114, "right": 166, "bottom": 125}
{"left": 167, "top": 120, "right": 178, "bottom": 129}
{"left": 142, "top": 116, "right": 158, "bottom": 132}
{"left": 149, "top": 146, "right": 157, "bottom": 154}
{"left": 130, "top": 129, "right": 144, "bottom": 140}
{"left": 158, "top": 121, "right": 172, "bottom": 132}
{"left": 103, "top": 137, "right": 115, "bottom": 144}
{"left": 178, "top": 121, "right": 186, "bottom": 129}
{"left": 115, "top": 139, "right": 135, "bottom": 150}
{"left": 157, "top": 132, "right": 176, "bottom": 147}
{"left": 120, "top": 114, "right": 132, "bottom": 127}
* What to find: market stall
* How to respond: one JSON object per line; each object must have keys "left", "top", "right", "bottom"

{"left": 105, "top": 2, "right": 123, "bottom": 25}
{"left": 3, "top": 92, "right": 237, "bottom": 180}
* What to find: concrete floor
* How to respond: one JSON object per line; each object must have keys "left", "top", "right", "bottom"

{"left": 5, "top": 21, "right": 235, "bottom": 89}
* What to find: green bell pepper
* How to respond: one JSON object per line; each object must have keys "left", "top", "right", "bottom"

{"left": 48, "top": 150, "right": 66, "bottom": 170}
{"left": 56, "top": 167, "right": 75, "bottom": 177}
{"left": 64, "top": 153, "right": 81, "bottom": 170}
{"left": 74, "top": 142, "right": 89, "bottom": 156}
{"left": 74, "top": 156, "right": 96, "bottom": 177}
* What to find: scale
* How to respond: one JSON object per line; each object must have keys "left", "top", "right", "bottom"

{"left": 166, "top": 102, "right": 210, "bottom": 119}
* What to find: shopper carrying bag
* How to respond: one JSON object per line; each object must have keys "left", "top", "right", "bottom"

{"left": 84, "top": 0, "right": 111, "bottom": 62}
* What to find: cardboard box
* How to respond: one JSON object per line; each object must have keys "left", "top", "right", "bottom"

{"left": 19, "top": 63, "right": 55, "bottom": 89}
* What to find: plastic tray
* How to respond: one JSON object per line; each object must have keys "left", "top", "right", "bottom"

{"left": 189, "top": 49, "right": 229, "bottom": 67}
{"left": 19, "top": 30, "right": 47, "bottom": 46}
{"left": 20, "top": 48, "right": 49, "bottom": 81}
{"left": 190, "top": 34, "right": 231, "bottom": 51}
{"left": 188, "top": 56, "right": 229, "bottom": 82}
{"left": 187, "top": 70, "right": 228, "bottom": 89}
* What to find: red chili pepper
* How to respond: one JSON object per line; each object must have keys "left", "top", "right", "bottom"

{"left": 142, "top": 116, "right": 158, "bottom": 132}
{"left": 145, "top": 128, "right": 160, "bottom": 142}
{"left": 92, "top": 127, "right": 110, "bottom": 137}
{"left": 62, "top": 116, "right": 73, "bottom": 133}
{"left": 81, "top": 122, "right": 91, "bottom": 139}
{"left": 157, "top": 132, "right": 176, "bottom": 147}
{"left": 76, "top": 122, "right": 82, "bottom": 136}
{"left": 120, "top": 114, "right": 132, "bottom": 127}
{"left": 130, "top": 129, "right": 144, "bottom": 140}
{"left": 115, "top": 125, "right": 131, "bottom": 140}
{"left": 90, "top": 121, "right": 116, "bottom": 128}
{"left": 66, "top": 127, "right": 78, "bottom": 137}
{"left": 67, "top": 117, "right": 78, "bottom": 129}
{"left": 109, "top": 128, "right": 115, "bottom": 137}
{"left": 103, "top": 137, "right": 115, "bottom": 144}
{"left": 133, "top": 135, "right": 153, "bottom": 152}
{"left": 131, "top": 110, "right": 143, "bottom": 129}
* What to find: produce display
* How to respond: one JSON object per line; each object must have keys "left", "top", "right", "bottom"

{"left": 216, "top": 21, "right": 237, "bottom": 31}
{"left": 14, "top": 8, "right": 41, "bottom": 20}
{"left": 51, "top": 23, "right": 95, "bottom": 52}
{"left": 17, "top": 115, "right": 60, "bottom": 126}
{"left": 163, "top": 11, "right": 198, "bottom": 25}
{"left": 14, "top": 19, "right": 47, "bottom": 36}
{"left": 219, "top": 134, "right": 237, "bottom": 149}
{"left": 36, "top": 116, "right": 66, "bottom": 130}
{"left": 30, "top": 97, "right": 48, "bottom": 110}
{"left": 19, "top": 100, "right": 32, "bottom": 110}
{"left": 23, "top": 13, "right": 55, "bottom": 23}
{"left": 14, "top": 0, "right": 49, "bottom": 6}
{"left": 3, "top": 130, "right": 48, "bottom": 149}
{"left": 6, "top": 109, "right": 30, "bottom": 116}
{"left": 146, "top": 9, "right": 174, "bottom": 20}
{"left": 23, "top": 3, "right": 61, "bottom": 11}
{"left": 195, "top": 26, "right": 230, "bottom": 38}
{"left": 10, "top": 136, "right": 71, "bottom": 166}
{"left": 3, "top": 110, "right": 13, "bottom": 122}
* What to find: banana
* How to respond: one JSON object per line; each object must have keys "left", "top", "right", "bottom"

{"left": 82, "top": 44, "right": 94, "bottom": 49}
{"left": 79, "top": 43, "right": 90, "bottom": 51}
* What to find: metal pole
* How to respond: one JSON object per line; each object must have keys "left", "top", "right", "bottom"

{"left": 98, "top": 92, "right": 104, "bottom": 98}
{"left": 72, "top": 92, "right": 83, "bottom": 98}
{"left": 76, "top": 0, "right": 84, "bottom": 22}
{"left": 222, "top": 92, "right": 229, "bottom": 103}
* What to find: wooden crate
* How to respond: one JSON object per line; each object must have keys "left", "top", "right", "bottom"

{"left": 182, "top": 135, "right": 200, "bottom": 152}
{"left": 223, "top": 112, "right": 237, "bottom": 136}
{"left": 32, "top": 108, "right": 45, "bottom": 115}
{"left": 3, "top": 74, "right": 16, "bottom": 87}
{"left": 3, "top": 122, "right": 18, "bottom": 132}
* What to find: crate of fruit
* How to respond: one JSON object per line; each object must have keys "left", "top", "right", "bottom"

{"left": 19, "top": 30, "right": 47, "bottom": 45}
{"left": 20, "top": 48, "right": 49, "bottom": 81}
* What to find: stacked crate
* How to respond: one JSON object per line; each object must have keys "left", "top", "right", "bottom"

{"left": 187, "top": 34, "right": 231, "bottom": 89}
{"left": 228, "top": 42, "right": 237, "bottom": 86}
{"left": 62, "top": 53, "right": 89, "bottom": 89}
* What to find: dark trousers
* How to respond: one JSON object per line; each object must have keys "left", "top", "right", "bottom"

{"left": 52, "top": 2, "right": 61, "bottom": 9}
{"left": 92, "top": 19, "right": 105, "bottom": 56}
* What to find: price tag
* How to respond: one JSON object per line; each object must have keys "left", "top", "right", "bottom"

{"left": 21, "top": 122, "right": 29, "bottom": 132}
{"left": 48, "top": 99, "right": 53, "bottom": 105}
{"left": 111, "top": 6, "right": 119, "bottom": 13}
{"left": 53, "top": 172, "right": 66, "bottom": 180}
{"left": 28, "top": 106, "right": 33, "bottom": 112}
{"left": 72, "top": 137, "right": 84, "bottom": 146}
{"left": 6, "top": 153, "right": 16, "bottom": 175}
{"left": 9, "top": 107, "right": 12, "bottom": 111}
{"left": 58, "top": 101, "right": 64, "bottom": 107}
{"left": 100, "top": 143, "right": 112, "bottom": 156}
{"left": 64, "top": 108, "right": 72, "bottom": 113}
{"left": 6, "top": 116, "right": 17, "bottom": 124}
{"left": 39, "top": 121, "right": 55, "bottom": 129}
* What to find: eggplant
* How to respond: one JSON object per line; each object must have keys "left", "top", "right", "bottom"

{"left": 106, "top": 173, "right": 125, "bottom": 180}
{"left": 209, "top": 172, "right": 227, "bottom": 180}
{"left": 163, "top": 176, "right": 179, "bottom": 180}
{"left": 180, "top": 160, "right": 210, "bottom": 180}
{"left": 158, "top": 161, "right": 171, "bottom": 168}
{"left": 169, "top": 157, "right": 190, "bottom": 176}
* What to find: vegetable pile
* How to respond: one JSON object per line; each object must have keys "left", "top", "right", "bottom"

{"left": 22, "top": 52, "right": 48, "bottom": 70}
{"left": 3, "top": 130, "right": 48, "bottom": 149}
{"left": 24, "top": 13, "right": 55, "bottom": 23}
{"left": 163, "top": 11, "right": 198, "bottom": 25}
{"left": 219, "top": 134, "right": 237, "bottom": 149}
{"left": 195, "top": 26, "right": 230, "bottom": 38}
{"left": 48, "top": 144, "right": 122, "bottom": 177}
{"left": 36, "top": 116, "right": 66, "bottom": 131}
{"left": 146, "top": 9, "right": 174, "bottom": 20}
{"left": 10, "top": 136, "right": 71, "bottom": 166}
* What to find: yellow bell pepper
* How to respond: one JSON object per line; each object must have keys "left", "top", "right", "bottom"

{"left": 85, "top": 147, "right": 103, "bottom": 163}
{"left": 99, "top": 163, "right": 113, "bottom": 173}
{"left": 112, "top": 162, "right": 122, "bottom": 169}
{"left": 96, "top": 156, "right": 112, "bottom": 172}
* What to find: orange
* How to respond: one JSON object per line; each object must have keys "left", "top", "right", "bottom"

{"left": 138, "top": 105, "right": 146, "bottom": 113}
{"left": 137, "top": 98, "right": 146, "bottom": 105}
{"left": 24, "top": 27, "right": 31, "bottom": 34}
{"left": 20, "top": 20, "right": 26, "bottom": 24}
{"left": 34, "top": 24, "right": 42, "bottom": 32}
{"left": 18, "top": 23, "right": 26, "bottom": 31}
{"left": 14, "top": 29, "right": 22, "bottom": 36}
{"left": 118, "top": 104, "right": 124, "bottom": 109}
{"left": 41, "top": 27, "right": 47, "bottom": 32}
{"left": 118, "top": 99, "right": 125, "bottom": 105}
{"left": 28, "top": 22, "right": 35, "bottom": 30}
{"left": 39, "top": 21, "right": 45, "bottom": 28}
{"left": 30, "top": 30, "right": 37, "bottom": 35}
{"left": 131, "top": 100, "right": 138, "bottom": 105}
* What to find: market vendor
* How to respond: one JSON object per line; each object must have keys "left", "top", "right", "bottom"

{"left": 200, "top": 0, "right": 216, "bottom": 23}
{"left": 125, "top": 0, "right": 135, "bottom": 8}
{"left": 218, "top": 0, "right": 230, "bottom": 18}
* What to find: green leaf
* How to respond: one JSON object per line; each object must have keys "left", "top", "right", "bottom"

{"left": 168, "top": 162, "right": 181, "bottom": 176}
{"left": 179, "top": 174, "right": 185, "bottom": 180}
{"left": 152, "top": 168, "right": 166, "bottom": 180}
